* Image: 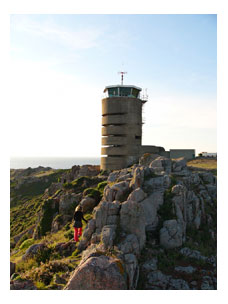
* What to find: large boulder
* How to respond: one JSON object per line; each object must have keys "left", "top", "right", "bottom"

{"left": 80, "top": 196, "right": 97, "bottom": 213}
{"left": 130, "top": 166, "right": 145, "bottom": 190}
{"left": 199, "top": 172, "right": 216, "bottom": 185}
{"left": 140, "top": 191, "right": 164, "bottom": 231}
{"left": 22, "top": 243, "right": 46, "bottom": 260}
{"left": 143, "top": 175, "right": 170, "bottom": 192}
{"left": 101, "top": 225, "right": 117, "bottom": 249}
{"left": 149, "top": 156, "right": 172, "bottom": 174}
{"left": 127, "top": 187, "right": 147, "bottom": 203}
{"left": 107, "top": 169, "right": 132, "bottom": 183}
{"left": 94, "top": 200, "right": 121, "bottom": 233}
{"left": 59, "top": 193, "right": 82, "bottom": 214}
{"left": 146, "top": 270, "right": 190, "bottom": 290}
{"left": 51, "top": 214, "right": 72, "bottom": 233}
{"left": 172, "top": 157, "right": 187, "bottom": 172}
{"left": 139, "top": 153, "right": 160, "bottom": 166}
{"left": 10, "top": 279, "right": 37, "bottom": 290}
{"left": 64, "top": 255, "right": 127, "bottom": 290}
{"left": 124, "top": 253, "right": 139, "bottom": 290}
{"left": 103, "top": 181, "right": 130, "bottom": 202}
{"left": 120, "top": 200, "right": 146, "bottom": 250}
{"left": 186, "top": 190, "right": 205, "bottom": 229}
{"left": 117, "top": 234, "right": 140, "bottom": 256}
{"left": 171, "top": 185, "right": 187, "bottom": 240}
{"left": 159, "top": 220, "right": 183, "bottom": 249}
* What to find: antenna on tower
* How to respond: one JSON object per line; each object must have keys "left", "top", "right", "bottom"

{"left": 118, "top": 71, "right": 127, "bottom": 85}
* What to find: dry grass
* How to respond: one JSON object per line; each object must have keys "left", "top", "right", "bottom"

{"left": 33, "top": 170, "right": 55, "bottom": 177}
{"left": 187, "top": 158, "right": 217, "bottom": 170}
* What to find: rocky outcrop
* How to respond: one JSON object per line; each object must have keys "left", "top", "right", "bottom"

{"left": 159, "top": 219, "right": 184, "bottom": 249}
{"left": 22, "top": 243, "right": 46, "bottom": 260}
{"left": 67, "top": 155, "right": 217, "bottom": 290}
{"left": 10, "top": 279, "right": 37, "bottom": 290}
{"left": 12, "top": 156, "right": 216, "bottom": 290}
{"left": 64, "top": 253, "right": 127, "bottom": 290}
{"left": 61, "top": 165, "right": 100, "bottom": 183}
{"left": 120, "top": 200, "right": 146, "bottom": 250}
{"left": 80, "top": 196, "right": 97, "bottom": 213}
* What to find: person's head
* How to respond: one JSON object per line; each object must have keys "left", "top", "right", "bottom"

{"left": 75, "top": 205, "right": 82, "bottom": 212}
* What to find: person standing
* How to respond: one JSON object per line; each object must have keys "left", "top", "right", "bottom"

{"left": 73, "top": 205, "right": 87, "bottom": 242}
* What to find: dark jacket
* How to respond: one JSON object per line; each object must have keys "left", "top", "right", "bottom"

{"left": 73, "top": 211, "right": 87, "bottom": 228}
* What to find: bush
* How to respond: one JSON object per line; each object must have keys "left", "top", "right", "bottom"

{"left": 19, "top": 238, "right": 35, "bottom": 250}
{"left": 64, "top": 229, "right": 74, "bottom": 240}
{"left": 97, "top": 181, "right": 108, "bottom": 193}
{"left": 35, "top": 247, "right": 52, "bottom": 265}
{"left": 83, "top": 188, "right": 101, "bottom": 202}
{"left": 39, "top": 199, "right": 59, "bottom": 236}
{"left": 157, "top": 190, "right": 176, "bottom": 221}
{"left": 16, "top": 258, "right": 38, "bottom": 273}
{"left": 16, "top": 233, "right": 29, "bottom": 248}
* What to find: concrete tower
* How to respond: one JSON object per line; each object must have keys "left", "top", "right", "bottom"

{"left": 101, "top": 84, "right": 147, "bottom": 171}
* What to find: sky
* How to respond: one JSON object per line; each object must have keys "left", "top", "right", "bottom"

{"left": 9, "top": 14, "right": 217, "bottom": 157}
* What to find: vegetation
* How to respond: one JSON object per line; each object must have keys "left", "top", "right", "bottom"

{"left": 37, "top": 199, "right": 59, "bottom": 237}
{"left": 10, "top": 195, "right": 43, "bottom": 239}
{"left": 187, "top": 158, "right": 217, "bottom": 175}
{"left": 10, "top": 169, "right": 65, "bottom": 208}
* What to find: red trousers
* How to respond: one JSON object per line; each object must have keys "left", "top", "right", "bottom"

{"left": 74, "top": 227, "right": 82, "bottom": 241}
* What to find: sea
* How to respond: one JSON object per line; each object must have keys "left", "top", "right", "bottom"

{"left": 10, "top": 157, "right": 100, "bottom": 169}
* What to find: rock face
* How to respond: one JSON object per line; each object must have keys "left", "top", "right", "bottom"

{"left": 64, "top": 254, "right": 127, "bottom": 290}
{"left": 80, "top": 196, "right": 96, "bottom": 213}
{"left": 64, "top": 155, "right": 216, "bottom": 290}
{"left": 159, "top": 220, "right": 184, "bottom": 249}
{"left": 120, "top": 200, "right": 146, "bottom": 250}
{"left": 140, "top": 191, "right": 164, "bottom": 231}
{"left": 13, "top": 155, "right": 215, "bottom": 290}
{"left": 22, "top": 243, "right": 45, "bottom": 260}
{"left": 10, "top": 279, "right": 37, "bottom": 290}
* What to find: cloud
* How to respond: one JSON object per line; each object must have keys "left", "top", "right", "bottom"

{"left": 11, "top": 16, "right": 104, "bottom": 50}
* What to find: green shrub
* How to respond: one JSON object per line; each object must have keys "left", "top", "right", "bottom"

{"left": 157, "top": 191, "right": 175, "bottom": 221}
{"left": 100, "top": 170, "right": 107, "bottom": 176}
{"left": 170, "top": 175, "right": 178, "bottom": 187}
{"left": 19, "top": 238, "right": 35, "bottom": 250}
{"left": 35, "top": 247, "right": 52, "bottom": 265}
{"left": 39, "top": 199, "right": 59, "bottom": 236}
{"left": 64, "top": 229, "right": 74, "bottom": 240}
{"left": 97, "top": 181, "right": 108, "bottom": 193}
{"left": 16, "top": 258, "right": 38, "bottom": 273}
{"left": 83, "top": 188, "right": 101, "bottom": 202}
{"left": 16, "top": 233, "right": 29, "bottom": 248}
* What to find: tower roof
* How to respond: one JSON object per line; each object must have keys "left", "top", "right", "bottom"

{"left": 103, "top": 85, "right": 142, "bottom": 93}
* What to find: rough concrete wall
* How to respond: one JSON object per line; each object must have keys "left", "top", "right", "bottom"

{"left": 101, "top": 97, "right": 143, "bottom": 170}
{"left": 140, "top": 145, "right": 165, "bottom": 155}
{"left": 170, "top": 149, "right": 195, "bottom": 160}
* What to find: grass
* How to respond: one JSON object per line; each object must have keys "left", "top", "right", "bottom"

{"left": 187, "top": 158, "right": 217, "bottom": 171}
{"left": 10, "top": 169, "right": 65, "bottom": 208}
{"left": 10, "top": 195, "right": 43, "bottom": 239}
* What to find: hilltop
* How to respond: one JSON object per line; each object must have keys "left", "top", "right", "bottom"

{"left": 10, "top": 157, "right": 217, "bottom": 290}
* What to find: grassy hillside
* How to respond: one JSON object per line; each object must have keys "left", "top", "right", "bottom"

{"left": 187, "top": 158, "right": 217, "bottom": 174}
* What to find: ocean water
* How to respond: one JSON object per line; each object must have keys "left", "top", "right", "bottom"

{"left": 10, "top": 157, "right": 100, "bottom": 169}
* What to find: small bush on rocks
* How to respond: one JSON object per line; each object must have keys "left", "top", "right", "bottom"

{"left": 19, "top": 238, "right": 35, "bottom": 250}
{"left": 83, "top": 188, "right": 101, "bottom": 202}
{"left": 64, "top": 229, "right": 74, "bottom": 240}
